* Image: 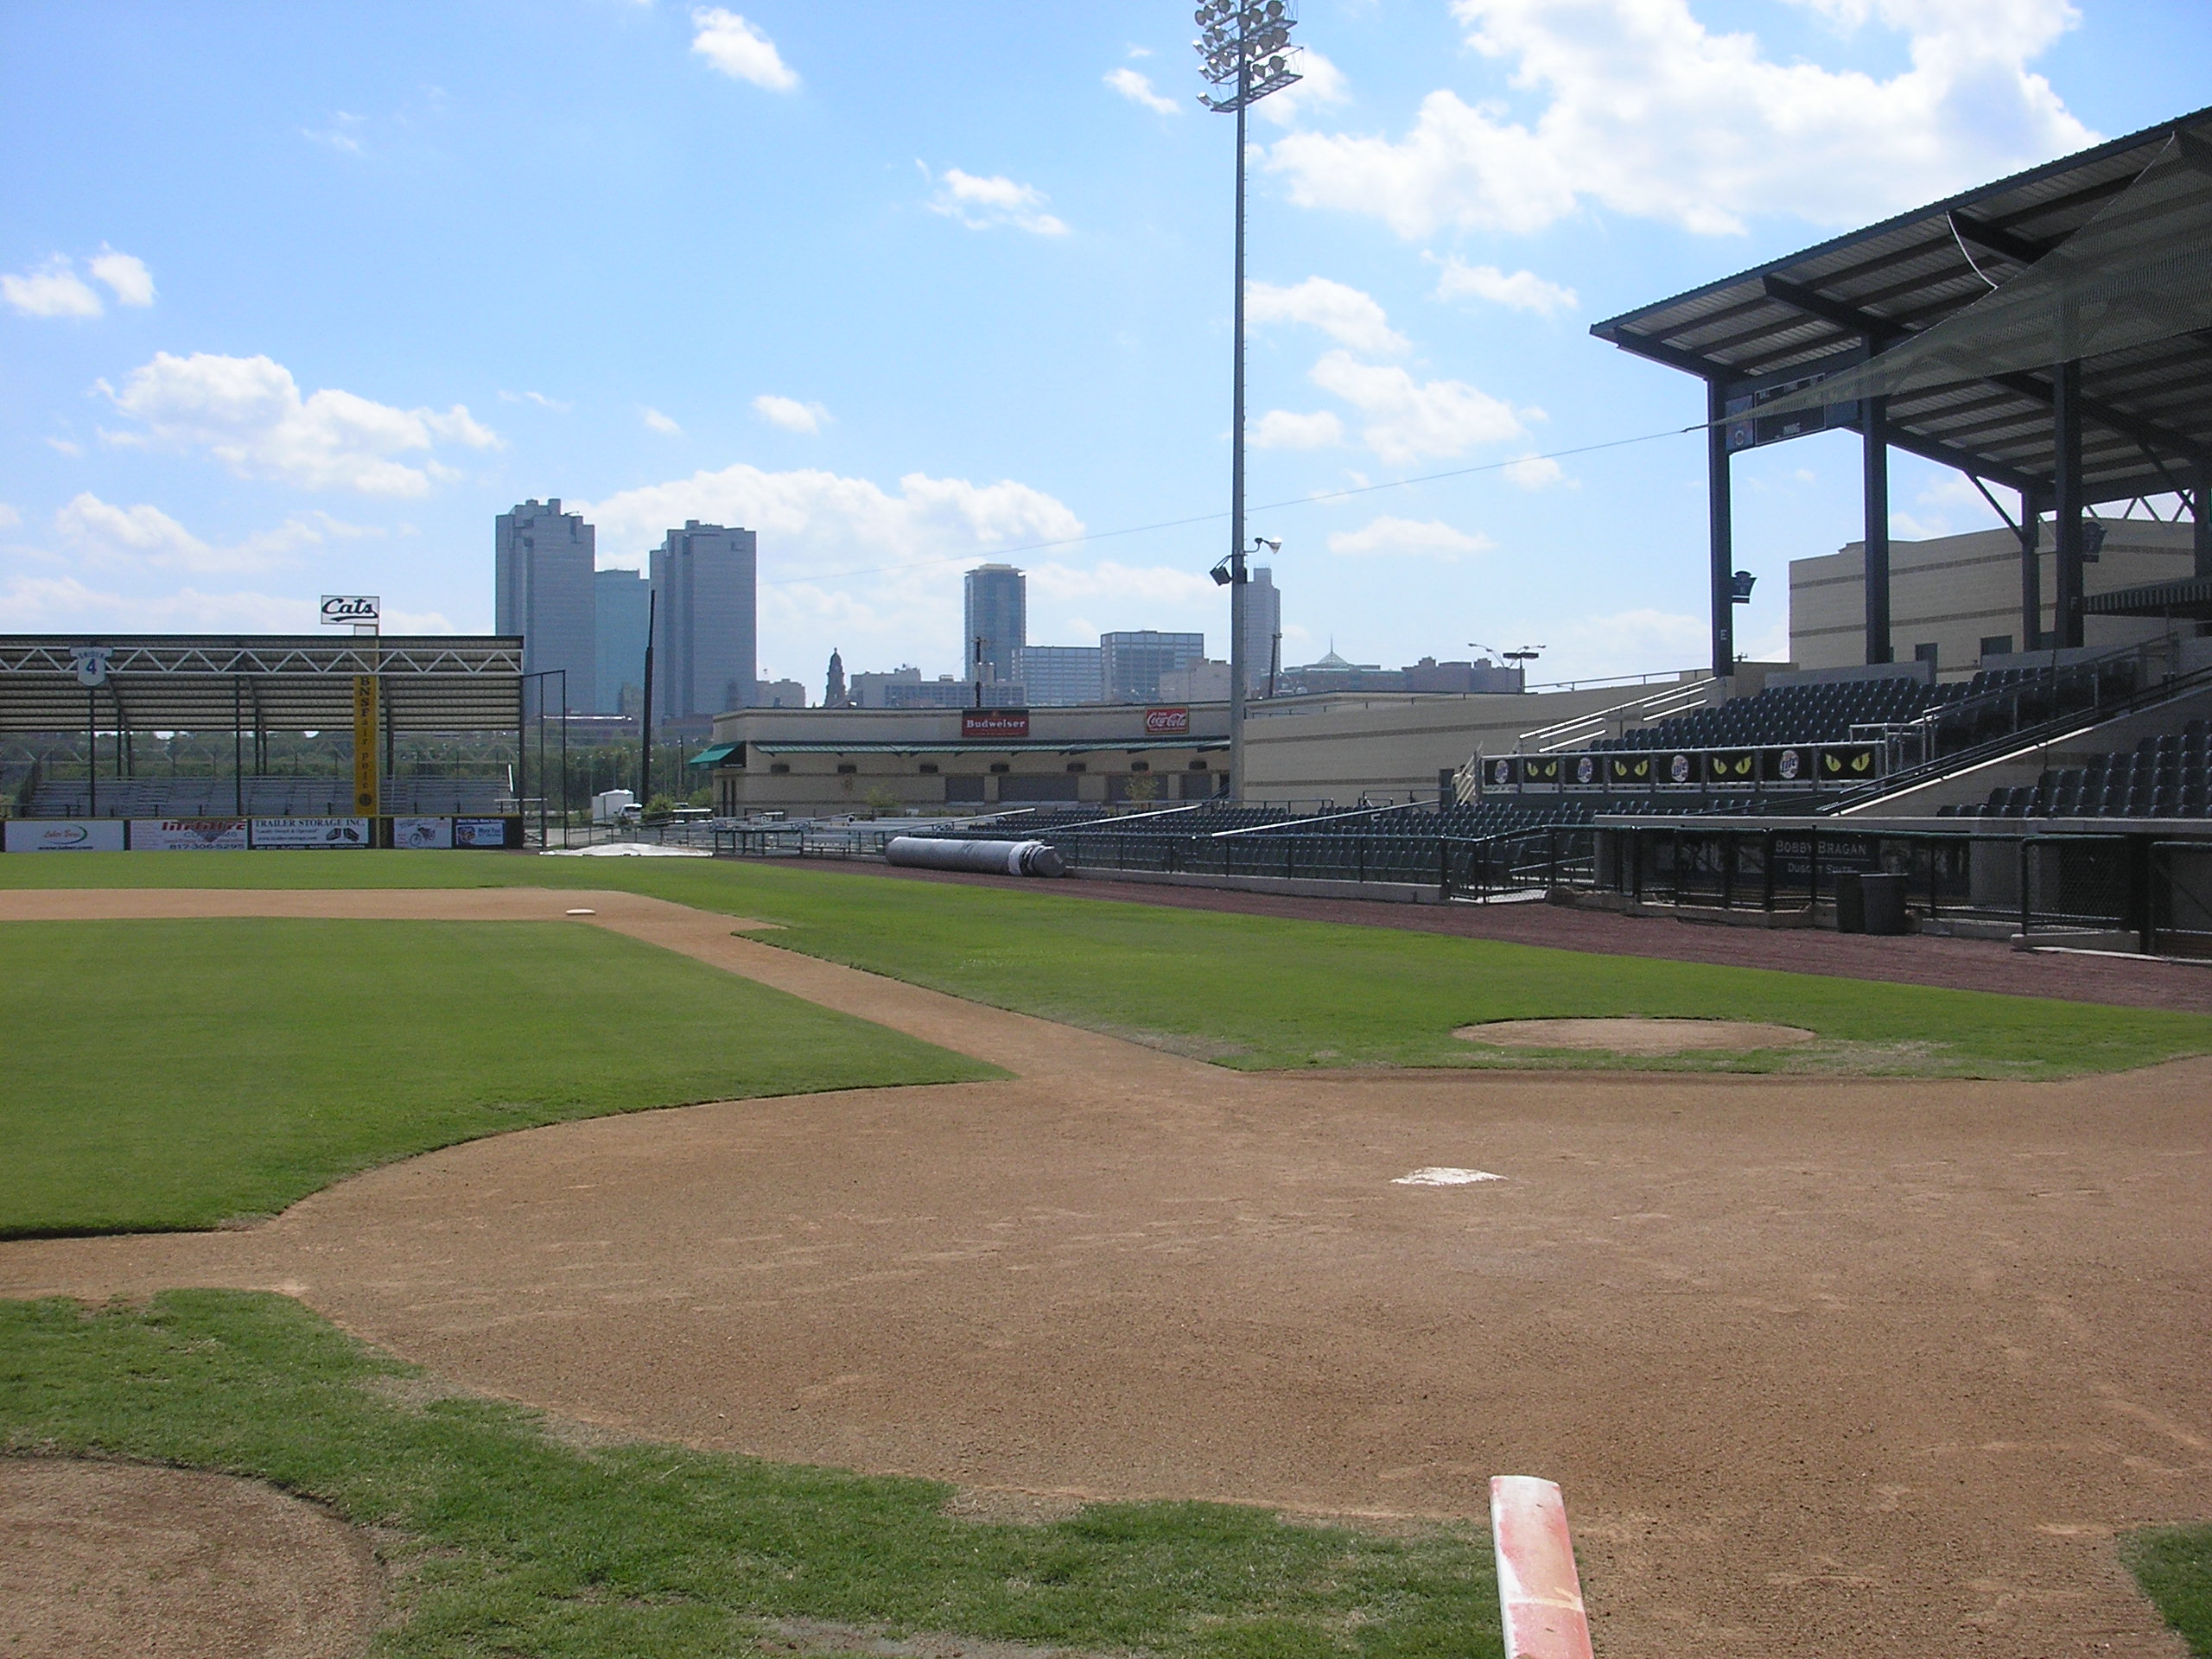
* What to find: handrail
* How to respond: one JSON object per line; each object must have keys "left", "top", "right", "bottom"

{"left": 1513, "top": 677, "right": 1714, "bottom": 751}
{"left": 1823, "top": 657, "right": 2212, "bottom": 814}
{"left": 1210, "top": 800, "right": 1424, "bottom": 839}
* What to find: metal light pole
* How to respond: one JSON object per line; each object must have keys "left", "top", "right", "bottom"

{"left": 1198, "top": 0, "right": 1300, "bottom": 801}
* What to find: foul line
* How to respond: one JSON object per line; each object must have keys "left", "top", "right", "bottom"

{"left": 759, "top": 423, "right": 1698, "bottom": 588}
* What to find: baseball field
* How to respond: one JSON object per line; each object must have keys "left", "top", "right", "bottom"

{"left": 2, "top": 852, "right": 2208, "bottom": 1657}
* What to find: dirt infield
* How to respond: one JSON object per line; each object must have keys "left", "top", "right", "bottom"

{"left": 0, "top": 1459, "right": 382, "bottom": 1658}
{"left": 2, "top": 887, "right": 2207, "bottom": 1657}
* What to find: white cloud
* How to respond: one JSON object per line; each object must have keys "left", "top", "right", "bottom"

{"left": 690, "top": 9, "right": 798, "bottom": 91}
{"left": 1528, "top": 607, "right": 1710, "bottom": 682}
{"left": 1327, "top": 515, "right": 1496, "bottom": 560}
{"left": 1027, "top": 561, "right": 1218, "bottom": 607}
{"left": 1266, "top": 0, "right": 2093, "bottom": 237}
{"left": 302, "top": 112, "right": 366, "bottom": 155}
{"left": 579, "top": 461, "right": 1083, "bottom": 677}
{"left": 1429, "top": 255, "right": 1577, "bottom": 316}
{"left": 921, "top": 164, "right": 1069, "bottom": 236}
{"left": 0, "top": 504, "right": 21, "bottom": 531}
{"left": 1253, "top": 48, "right": 1350, "bottom": 128}
{"left": 52, "top": 493, "right": 371, "bottom": 575}
{"left": 642, "top": 406, "right": 683, "bottom": 435}
{"left": 500, "top": 389, "right": 572, "bottom": 411}
{"left": 1308, "top": 349, "right": 1526, "bottom": 466}
{"left": 88, "top": 249, "right": 156, "bottom": 307}
{"left": 1251, "top": 409, "right": 1345, "bottom": 449}
{"left": 3, "top": 258, "right": 105, "bottom": 319}
{"left": 1246, "top": 276, "right": 1407, "bottom": 354}
{"left": 99, "top": 352, "right": 500, "bottom": 496}
{"left": 752, "top": 393, "right": 830, "bottom": 434}
{"left": 1502, "top": 454, "right": 1571, "bottom": 489}
{"left": 1105, "top": 67, "right": 1179, "bottom": 115}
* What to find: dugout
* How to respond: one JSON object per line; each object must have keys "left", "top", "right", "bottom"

{"left": 0, "top": 633, "right": 536, "bottom": 849}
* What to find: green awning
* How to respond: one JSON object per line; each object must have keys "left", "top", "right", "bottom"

{"left": 687, "top": 742, "right": 742, "bottom": 767}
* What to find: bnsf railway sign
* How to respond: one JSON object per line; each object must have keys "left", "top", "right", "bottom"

{"left": 961, "top": 709, "right": 1030, "bottom": 739}
{"left": 1143, "top": 707, "right": 1190, "bottom": 735}
{"left": 320, "top": 594, "right": 380, "bottom": 625}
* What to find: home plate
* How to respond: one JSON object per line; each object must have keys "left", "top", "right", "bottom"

{"left": 1394, "top": 1167, "right": 1505, "bottom": 1186}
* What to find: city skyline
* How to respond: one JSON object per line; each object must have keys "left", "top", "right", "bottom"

{"left": 4, "top": 5, "right": 2202, "bottom": 685}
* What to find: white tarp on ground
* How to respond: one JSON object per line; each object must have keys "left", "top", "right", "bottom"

{"left": 541, "top": 842, "right": 711, "bottom": 857}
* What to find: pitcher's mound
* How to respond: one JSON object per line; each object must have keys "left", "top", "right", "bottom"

{"left": 1455, "top": 1017, "right": 1818, "bottom": 1055}
{"left": 0, "top": 1459, "right": 381, "bottom": 1658}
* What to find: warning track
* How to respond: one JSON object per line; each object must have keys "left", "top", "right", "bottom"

{"left": 1, "top": 887, "right": 2206, "bottom": 1657}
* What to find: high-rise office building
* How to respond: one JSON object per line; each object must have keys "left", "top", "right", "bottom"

{"left": 594, "top": 569, "right": 652, "bottom": 716}
{"left": 1099, "top": 630, "right": 1205, "bottom": 702}
{"left": 963, "top": 564, "right": 1026, "bottom": 685}
{"left": 1015, "top": 645, "right": 1103, "bottom": 706}
{"left": 1243, "top": 566, "right": 1282, "bottom": 694}
{"left": 495, "top": 499, "right": 595, "bottom": 711}
{"left": 650, "top": 521, "right": 758, "bottom": 723}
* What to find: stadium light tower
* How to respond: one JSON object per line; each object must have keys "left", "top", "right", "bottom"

{"left": 1197, "top": 0, "right": 1300, "bottom": 802}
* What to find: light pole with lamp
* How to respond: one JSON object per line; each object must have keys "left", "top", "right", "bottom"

{"left": 1197, "top": 0, "right": 1300, "bottom": 801}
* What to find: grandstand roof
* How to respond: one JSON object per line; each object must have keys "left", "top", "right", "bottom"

{"left": 1591, "top": 106, "right": 2212, "bottom": 503}
{"left": 2082, "top": 575, "right": 2212, "bottom": 622}
{"left": 0, "top": 634, "right": 524, "bottom": 734}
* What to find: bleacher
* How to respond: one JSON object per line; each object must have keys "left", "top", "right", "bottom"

{"left": 25, "top": 775, "right": 514, "bottom": 819}
{"left": 1944, "top": 718, "right": 2212, "bottom": 818}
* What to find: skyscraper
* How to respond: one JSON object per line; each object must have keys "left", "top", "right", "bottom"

{"left": 1099, "top": 631, "right": 1205, "bottom": 702}
{"left": 594, "top": 569, "right": 652, "bottom": 716}
{"left": 494, "top": 499, "right": 595, "bottom": 712}
{"left": 650, "top": 521, "right": 758, "bottom": 724}
{"left": 963, "top": 564, "right": 1026, "bottom": 686}
{"left": 1243, "top": 566, "right": 1282, "bottom": 695}
{"left": 1014, "top": 644, "right": 1103, "bottom": 706}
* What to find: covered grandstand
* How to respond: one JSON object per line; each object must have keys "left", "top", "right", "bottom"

{"left": 0, "top": 633, "right": 533, "bottom": 848}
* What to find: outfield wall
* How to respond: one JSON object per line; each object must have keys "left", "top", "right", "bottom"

{"left": 1, "top": 816, "right": 523, "bottom": 852}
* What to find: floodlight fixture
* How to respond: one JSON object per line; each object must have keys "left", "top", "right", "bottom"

{"left": 1198, "top": 3, "right": 1303, "bottom": 803}
{"left": 1255, "top": 537, "right": 1281, "bottom": 553}
{"left": 1730, "top": 569, "right": 1757, "bottom": 603}
{"left": 1502, "top": 645, "right": 1544, "bottom": 664}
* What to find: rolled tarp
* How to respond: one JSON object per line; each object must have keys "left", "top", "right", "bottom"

{"left": 886, "top": 836, "right": 1067, "bottom": 878}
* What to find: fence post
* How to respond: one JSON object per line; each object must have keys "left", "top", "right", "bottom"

{"left": 1548, "top": 830, "right": 1559, "bottom": 890}
{"left": 2018, "top": 837, "right": 2031, "bottom": 942}
{"left": 1721, "top": 833, "right": 1735, "bottom": 911}
{"left": 1439, "top": 836, "right": 1450, "bottom": 901}
{"left": 1762, "top": 828, "right": 1776, "bottom": 912}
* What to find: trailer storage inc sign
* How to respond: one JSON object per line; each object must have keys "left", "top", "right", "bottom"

{"left": 961, "top": 709, "right": 1030, "bottom": 739}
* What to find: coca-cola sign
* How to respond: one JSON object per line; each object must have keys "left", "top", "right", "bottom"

{"left": 1143, "top": 707, "right": 1191, "bottom": 735}
{"left": 961, "top": 709, "right": 1030, "bottom": 739}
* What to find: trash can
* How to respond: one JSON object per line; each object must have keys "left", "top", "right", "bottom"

{"left": 1859, "top": 872, "right": 1910, "bottom": 936}
{"left": 1834, "top": 871, "right": 1866, "bottom": 933}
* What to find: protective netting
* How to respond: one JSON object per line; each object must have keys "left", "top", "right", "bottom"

{"left": 1752, "top": 136, "right": 2212, "bottom": 421}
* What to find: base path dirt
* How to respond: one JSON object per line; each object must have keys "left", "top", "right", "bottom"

{"left": 1455, "top": 1016, "right": 1818, "bottom": 1054}
{"left": 0, "top": 1459, "right": 382, "bottom": 1658}
{"left": 2, "top": 887, "right": 2207, "bottom": 1659}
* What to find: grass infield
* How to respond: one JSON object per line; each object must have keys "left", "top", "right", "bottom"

{"left": 2126, "top": 1527, "right": 2212, "bottom": 1657}
{"left": 0, "top": 917, "right": 998, "bottom": 1237}
{"left": 7, "top": 849, "right": 2209, "bottom": 1079}
{"left": 0, "top": 1292, "right": 1503, "bottom": 1659}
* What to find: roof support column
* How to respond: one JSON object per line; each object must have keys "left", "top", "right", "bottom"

{"left": 1705, "top": 379, "right": 1734, "bottom": 679}
{"left": 2018, "top": 488, "right": 2046, "bottom": 653}
{"left": 2052, "top": 359, "right": 2087, "bottom": 649}
{"left": 2196, "top": 468, "right": 2211, "bottom": 582}
{"left": 1862, "top": 393, "right": 1892, "bottom": 664}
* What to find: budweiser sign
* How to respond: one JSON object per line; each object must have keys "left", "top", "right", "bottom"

{"left": 1143, "top": 707, "right": 1191, "bottom": 735}
{"left": 961, "top": 709, "right": 1030, "bottom": 739}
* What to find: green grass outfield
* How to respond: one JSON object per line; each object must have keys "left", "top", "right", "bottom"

{"left": 0, "top": 1292, "right": 1503, "bottom": 1659}
{"left": 6, "top": 849, "right": 2209, "bottom": 1079}
{"left": 0, "top": 917, "right": 997, "bottom": 1237}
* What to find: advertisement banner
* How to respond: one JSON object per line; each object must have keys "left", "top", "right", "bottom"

{"left": 452, "top": 817, "right": 512, "bottom": 848}
{"left": 1143, "top": 706, "right": 1191, "bottom": 736}
{"left": 352, "top": 674, "right": 381, "bottom": 816}
{"left": 960, "top": 708, "right": 1030, "bottom": 740}
{"left": 392, "top": 817, "right": 454, "bottom": 849}
{"left": 130, "top": 818, "right": 250, "bottom": 851}
{"left": 3, "top": 819, "right": 127, "bottom": 853}
{"left": 251, "top": 817, "right": 371, "bottom": 849}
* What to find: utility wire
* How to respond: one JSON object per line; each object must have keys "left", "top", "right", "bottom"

{"left": 758, "top": 422, "right": 1698, "bottom": 588}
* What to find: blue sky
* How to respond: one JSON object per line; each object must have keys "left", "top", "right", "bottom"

{"left": 3, "top": 1, "right": 2205, "bottom": 691}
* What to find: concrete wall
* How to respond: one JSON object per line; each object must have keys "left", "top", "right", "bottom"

{"left": 1791, "top": 518, "right": 2197, "bottom": 678}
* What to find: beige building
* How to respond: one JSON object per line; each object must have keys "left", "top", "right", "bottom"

{"left": 700, "top": 702, "right": 1230, "bottom": 817}
{"left": 1791, "top": 517, "right": 2199, "bottom": 679}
